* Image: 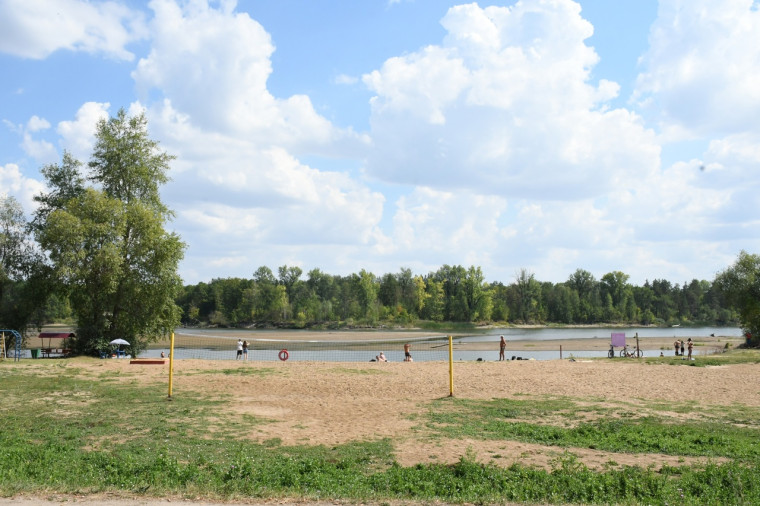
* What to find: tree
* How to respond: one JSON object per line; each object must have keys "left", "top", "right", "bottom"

{"left": 36, "top": 109, "right": 185, "bottom": 355}
{"left": 462, "top": 266, "right": 491, "bottom": 321}
{"left": 512, "top": 269, "right": 542, "bottom": 323}
{"left": 423, "top": 278, "right": 445, "bottom": 322}
{"left": 355, "top": 269, "right": 379, "bottom": 322}
{"left": 252, "top": 266, "right": 280, "bottom": 320}
{"left": 31, "top": 151, "right": 86, "bottom": 232}
{"left": 715, "top": 251, "right": 760, "bottom": 347}
{"left": 0, "top": 195, "right": 52, "bottom": 347}
{"left": 0, "top": 195, "right": 28, "bottom": 283}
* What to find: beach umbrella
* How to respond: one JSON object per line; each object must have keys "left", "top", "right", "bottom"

{"left": 109, "top": 338, "right": 130, "bottom": 346}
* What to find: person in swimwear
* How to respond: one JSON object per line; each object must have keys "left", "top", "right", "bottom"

{"left": 404, "top": 343, "right": 413, "bottom": 362}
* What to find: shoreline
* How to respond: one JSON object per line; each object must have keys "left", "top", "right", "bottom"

{"left": 470, "top": 335, "right": 742, "bottom": 352}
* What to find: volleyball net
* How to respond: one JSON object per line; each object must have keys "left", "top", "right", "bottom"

{"left": 155, "top": 330, "right": 453, "bottom": 363}
{"left": 159, "top": 331, "right": 457, "bottom": 399}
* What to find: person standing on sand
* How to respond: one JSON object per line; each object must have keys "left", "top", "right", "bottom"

{"left": 499, "top": 336, "right": 506, "bottom": 361}
{"left": 674, "top": 339, "right": 680, "bottom": 356}
{"left": 680, "top": 339, "right": 685, "bottom": 359}
{"left": 236, "top": 339, "right": 243, "bottom": 360}
{"left": 242, "top": 340, "right": 249, "bottom": 361}
{"left": 687, "top": 338, "right": 693, "bottom": 361}
{"left": 404, "top": 343, "right": 413, "bottom": 362}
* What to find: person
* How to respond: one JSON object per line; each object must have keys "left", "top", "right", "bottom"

{"left": 680, "top": 339, "right": 685, "bottom": 359}
{"left": 376, "top": 351, "right": 388, "bottom": 362}
{"left": 236, "top": 339, "right": 243, "bottom": 360}
{"left": 242, "top": 340, "right": 249, "bottom": 361}
{"left": 659, "top": 351, "right": 664, "bottom": 357}
{"left": 674, "top": 339, "right": 680, "bottom": 356}
{"left": 499, "top": 335, "right": 506, "bottom": 361}
{"left": 160, "top": 351, "right": 166, "bottom": 358}
{"left": 687, "top": 338, "right": 693, "bottom": 361}
{"left": 404, "top": 343, "right": 413, "bottom": 362}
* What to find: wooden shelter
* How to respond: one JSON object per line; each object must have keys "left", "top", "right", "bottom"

{"left": 38, "top": 332, "right": 75, "bottom": 357}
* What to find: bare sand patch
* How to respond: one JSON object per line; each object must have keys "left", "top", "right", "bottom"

{"left": 55, "top": 335, "right": 757, "bottom": 473}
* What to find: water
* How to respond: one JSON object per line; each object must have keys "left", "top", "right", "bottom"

{"left": 134, "top": 326, "right": 742, "bottom": 362}
{"left": 457, "top": 326, "right": 742, "bottom": 342}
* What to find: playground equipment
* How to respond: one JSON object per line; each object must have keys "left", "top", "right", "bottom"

{"left": 0, "top": 330, "right": 23, "bottom": 362}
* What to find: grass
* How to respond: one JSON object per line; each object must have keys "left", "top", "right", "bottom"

{"left": 424, "top": 396, "right": 760, "bottom": 460}
{"left": 640, "top": 348, "right": 760, "bottom": 367}
{"left": 2, "top": 359, "right": 760, "bottom": 504}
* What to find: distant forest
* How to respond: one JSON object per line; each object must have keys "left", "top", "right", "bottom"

{"left": 174, "top": 265, "right": 737, "bottom": 328}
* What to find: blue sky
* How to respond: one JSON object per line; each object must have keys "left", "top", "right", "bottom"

{"left": 2, "top": 0, "right": 759, "bottom": 286}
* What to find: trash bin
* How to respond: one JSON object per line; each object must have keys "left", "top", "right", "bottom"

{"left": 31, "top": 348, "right": 39, "bottom": 359}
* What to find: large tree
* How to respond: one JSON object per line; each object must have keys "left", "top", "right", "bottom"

{"left": 0, "top": 195, "right": 52, "bottom": 353}
{"left": 36, "top": 109, "right": 185, "bottom": 355}
{"left": 715, "top": 251, "right": 760, "bottom": 347}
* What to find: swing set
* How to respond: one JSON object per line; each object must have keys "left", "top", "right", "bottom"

{"left": 0, "top": 329, "right": 23, "bottom": 362}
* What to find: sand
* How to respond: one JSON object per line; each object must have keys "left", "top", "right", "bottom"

{"left": 5, "top": 331, "right": 757, "bottom": 505}
{"left": 42, "top": 330, "right": 753, "bottom": 471}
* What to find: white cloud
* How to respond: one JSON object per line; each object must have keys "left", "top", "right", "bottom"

{"left": 634, "top": 0, "right": 760, "bottom": 138}
{"left": 334, "top": 74, "right": 359, "bottom": 85}
{"left": 363, "top": 1, "right": 660, "bottom": 199}
{"left": 113, "top": 0, "right": 386, "bottom": 282}
{"left": 20, "top": 132, "right": 57, "bottom": 163}
{"left": 142, "top": 96, "right": 386, "bottom": 279}
{"left": 27, "top": 116, "right": 50, "bottom": 132}
{"left": 7, "top": 116, "right": 57, "bottom": 164}
{"left": 57, "top": 102, "right": 111, "bottom": 160}
{"left": 0, "top": 0, "right": 147, "bottom": 60}
{"left": 132, "top": 0, "right": 367, "bottom": 155}
{"left": 0, "top": 163, "right": 45, "bottom": 214}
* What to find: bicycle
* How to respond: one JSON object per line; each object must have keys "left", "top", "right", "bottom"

{"left": 619, "top": 345, "right": 643, "bottom": 358}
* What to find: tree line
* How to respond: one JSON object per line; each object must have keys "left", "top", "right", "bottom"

{"left": 176, "top": 265, "right": 736, "bottom": 329}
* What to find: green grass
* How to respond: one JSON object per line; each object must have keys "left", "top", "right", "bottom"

{"left": 2, "top": 361, "right": 760, "bottom": 504}
{"left": 424, "top": 397, "right": 760, "bottom": 460}
{"left": 640, "top": 349, "right": 760, "bottom": 367}
{"left": 591, "top": 348, "right": 760, "bottom": 367}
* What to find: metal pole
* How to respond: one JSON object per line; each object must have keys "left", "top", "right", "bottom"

{"left": 448, "top": 335, "right": 454, "bottom": 397}
{"left": 168, "top": 331, "right": 175, "bottom": 400}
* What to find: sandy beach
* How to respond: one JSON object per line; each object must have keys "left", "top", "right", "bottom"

{"left": 5, "top": 334, "right": 757, "bottom": 505}
{"left": 30, "top": 331, "right": 753, "bottom": 471}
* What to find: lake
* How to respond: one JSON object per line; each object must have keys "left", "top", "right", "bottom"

{"left": 133, "top": 326, "right": 743, "bottom": 362}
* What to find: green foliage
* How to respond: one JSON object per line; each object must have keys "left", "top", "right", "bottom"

{"left": 715, "top": 250, "right": 760, "bottom": 346}
{"left": 0, "top": 195, "right": 52, "bottom": 339}
{"left": 34, "top": 109, "right": 185, "bottom": 355}
{"left": 177, "top": 259, "right": 743, "bottom": 330}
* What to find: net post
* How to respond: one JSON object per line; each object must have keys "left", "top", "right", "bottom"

{"left": 167, "top": 331, "right": 175, "bottom": 400}
{"left": 448, "top": 335, "right": 454, "bottom": 397}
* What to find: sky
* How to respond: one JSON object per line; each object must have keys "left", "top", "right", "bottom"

{"left": 1, "top": 0, "right": 759, "bottom": 287}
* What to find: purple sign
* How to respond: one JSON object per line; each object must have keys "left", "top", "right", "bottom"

{"left": 611, "top": 332, "right": 626, "bottom": 347}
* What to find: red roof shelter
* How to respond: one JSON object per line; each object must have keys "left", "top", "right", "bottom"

{"left": 38, "top": 332, "right": 75, "bottom": 357}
